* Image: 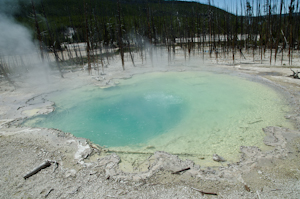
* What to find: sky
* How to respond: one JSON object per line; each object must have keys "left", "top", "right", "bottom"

{"left": 181, "top": 0, "right": 294, "bottom": 15}
{"left": 181, "top": 0, "right": 250, "bottom": 13}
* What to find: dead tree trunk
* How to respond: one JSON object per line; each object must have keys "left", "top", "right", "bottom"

{"left": 117, "top": 0, "right": 125, "bottom": 70}
{"left": 0, "top": 62, "right": 15, "bottom": 88}
{"left": 127, "top": 38, "right": 136, "bottom": 67}
{"left": 290, "top": 68, "right": 300, "bottom": 78}
{"left": 31, "top": 0, "right": 44, "bottom": 61}
{"left": 41, "top": 0, "right": 64, "bottom": 78}
{"left": 23, "top": 160, "right": 52, "bottom": 180}
{"left": 84, "top": 0, "right": 91, "bottom": 74}
{"left": 288, "top": 0, "right": 294, "bottom": 65}
{"left": 275, "top": 0, "right": 283, "bottom": 63}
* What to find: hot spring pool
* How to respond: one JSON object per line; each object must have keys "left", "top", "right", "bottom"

{"left": 24, "top": 71, "right": 293, "bottom": 165}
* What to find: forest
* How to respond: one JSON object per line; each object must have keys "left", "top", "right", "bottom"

{"left": 1, "top": 0, "right": 300, "bottom": 80}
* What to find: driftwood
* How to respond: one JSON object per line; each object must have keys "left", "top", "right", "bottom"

{"left": 45, "top": 188, "right": 54, "bottom": 198}
{"left": 52, "top": 161, "right": 59, "bottom": 173}
{"left": 191, "top": 187, "right": 218, "bottom": 196}
{"left": 23, "top": 160, "right": 52, "bottom": 180}
{"left": 172, "top": 167, "right": 190, "bottom": 174}
{"left": 244, "top": 184, "right": 251, "bottom": 192}
{"left": 106, "top": 149, "right": 205, "bottom": 158}
{"left": 290, "top": 68, "right": 300, "bottom": 79}
{"left": 256, "top": 190, "right": 261, "bottom": 199}
{"left": 271, "top": 189, "right": 281, "bottom": 191}
{"left": 17, "top": 106, "right": 25, "bottom": 110}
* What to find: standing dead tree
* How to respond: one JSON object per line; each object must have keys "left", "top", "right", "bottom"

{"left": 31, "top": 0, "right": 44, "bottom": 62}
{"left": 288, "top": 0, "right": 295, "bottom": 65}
{"left": 84, "top": 0, "right": 92, "bottom": 74}
{"left": 41, "top": 0, "right": 64, "bottom": 78}
{"left": 0, "top": 61, "right": 15, "bottom": 88}
{"left": 274, "top": 0, "right": 283, "bottom": 63}
{"left": 146, "top": 1, "right": 154, "bottom": 67}
{"left": 208, "top": 0, "right": 212, "bottom": 58}
{"left": 117, "top": 0, "right": 125, "bottom": 70}
{"left": 31, "top": 0, "right": 49, "bottom": 82}
{"left": 267, "top": 0, "right": 272, "bottom": 65}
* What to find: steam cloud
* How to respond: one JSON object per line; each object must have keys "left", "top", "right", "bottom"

{"left": 0, "top": 15, "right": 36, "bottom": 56}
{"left": 0, "top": 0, "right": 54, "bottom": 87}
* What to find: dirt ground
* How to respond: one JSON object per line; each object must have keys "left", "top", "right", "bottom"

{"left": 1, "top": 50, "right": 300, "bottom": 198}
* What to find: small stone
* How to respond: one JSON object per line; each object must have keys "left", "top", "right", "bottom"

{"left": 65, "top": 169, "right": 77, "bottom": 178}
{"left": 212, "top": 154, "right": 226, "bottom": 162}
{"left": 258, "top": 170, "right": 262, "bottom": 174}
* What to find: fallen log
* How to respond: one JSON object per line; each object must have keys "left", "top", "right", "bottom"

{"left": 45, "top": 188, "right": 54, "bottom": 198}
{"left": 23, "top": 160, "right": 52, "bottom": 180}
{"left": 191, "top": 187, "right": 218, "bottom": 196}
{"left": 290, "top": 68, "right": 300, "bottom": 79}
{"left": 172, "top": 167, "right": 191, "bottom": 174}
{"left": 106, "top": 149, "right": 205, "bottom": 158}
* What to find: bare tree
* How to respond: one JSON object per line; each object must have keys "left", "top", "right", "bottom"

{"left": 117, "top": 0, "right": 125, "bottom": 70}
{"left": 84, "top": 0, "right": 91, "bottom": 74}
{"left": 41, "top": 0, "right": 64, "bottom": 78}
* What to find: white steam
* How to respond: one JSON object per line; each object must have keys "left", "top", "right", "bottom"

{"left": 0, "top": 0, "right": 54, "bottom": 88}
{"left": 0, "top": 15, "right": 36, "bottom": 56}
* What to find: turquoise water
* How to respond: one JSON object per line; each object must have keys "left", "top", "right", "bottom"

{"left": 32, "top": 89, "right": 185, "bottom": 147}
{"left": 24, "top": 71, "right": 293, "bottom": 164}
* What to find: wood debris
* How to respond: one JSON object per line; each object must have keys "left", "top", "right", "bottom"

{"left": 24, "top": 160, "right": 52, "bottom": 180}
{"left": 191, "top": 187, "right": 218, "bottom": 196}
{"left": 172, "top": 167, "right": 191, "bottom": 174}
{"left": 23, "top": 160, "right": 58, "bottom": 180}
{"left": 45, "top": 188, "right": 54, "bottom": 198}
{"left": 244, "top": 184, "right": 251, "bottom": 192}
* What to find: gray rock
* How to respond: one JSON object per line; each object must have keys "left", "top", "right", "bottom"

{"left": 213, "top": 154, "right": 226, "bottom": 162}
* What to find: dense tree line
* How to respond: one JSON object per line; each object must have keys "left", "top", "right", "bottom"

{"left": 15, "top": 0, "right": 231, "bottom": 46}
{"left": 1, "top": 0, "right": 300, "bottom": 80}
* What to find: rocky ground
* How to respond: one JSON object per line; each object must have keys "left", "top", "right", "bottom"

{"left": 1, "top": 50, "right": 300, "bottom": 198}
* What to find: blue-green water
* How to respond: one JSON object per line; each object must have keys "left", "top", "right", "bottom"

{"left": 24, "top": 71, "right": 293, "bottom": 164}
{"left": 33, "top": 90, "right": 185, "bottom": 147}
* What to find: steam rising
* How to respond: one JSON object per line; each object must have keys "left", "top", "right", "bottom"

{"left": 0, "top": 15, "right": 36, "bottom": 56}
{"left": 0, "top": 0, "right": 53, "bottom": 87}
